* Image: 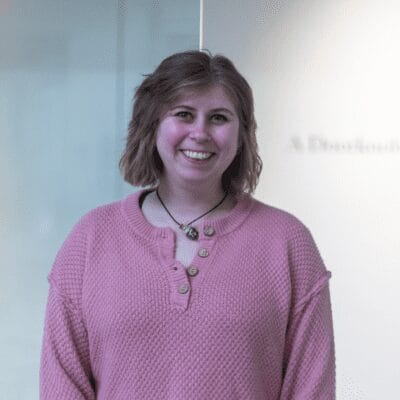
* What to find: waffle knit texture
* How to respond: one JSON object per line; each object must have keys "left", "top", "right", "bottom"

{"left": 40, "top": 188, "right": 336, "bottom": 399}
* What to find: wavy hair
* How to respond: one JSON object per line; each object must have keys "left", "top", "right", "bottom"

{"left": 119, "top": 49, "right": 262, "bottom": 196}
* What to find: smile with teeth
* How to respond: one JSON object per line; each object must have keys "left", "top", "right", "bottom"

{"left": 181, "top": 150, "right": 214, "bottom": 160}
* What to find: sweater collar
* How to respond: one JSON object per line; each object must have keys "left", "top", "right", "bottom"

{"left": 120, "top": 188, "right": 254, "bottom": 241}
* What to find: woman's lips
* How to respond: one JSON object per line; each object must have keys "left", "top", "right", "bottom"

{"left": 181, "top": 149, "right": 214, "bottom": 161}
{"left": 181, "top": 150, "right": 215, "bottom": 163}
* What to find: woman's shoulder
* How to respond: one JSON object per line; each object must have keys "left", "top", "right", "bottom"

{"left": 246, "top": 195, "right": 309, "bottom": 237}
{"left": 88, "top": 196, "right": 125, "bottom": 218}
{"left": 48, "top": 196, "right": 128, "bottom": 292}
{"left": 71, "top": 194, "right": 131, "bottom": 233}
{"left": 245, "top": 197, "right": 331, "bottom": 301}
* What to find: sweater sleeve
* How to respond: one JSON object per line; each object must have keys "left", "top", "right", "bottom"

{"left": 39, "top": 215, "right": 96, "bottom": 400}
{"left": 279, "top": 226, "right": 336, "bottom": 400}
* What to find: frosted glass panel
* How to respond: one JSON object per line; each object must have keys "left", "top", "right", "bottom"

{"left": 0, "top": 1, "right": 199, "bottom": 398}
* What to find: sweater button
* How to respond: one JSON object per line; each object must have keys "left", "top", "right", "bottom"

{"left": 198, "top": 248, "right": 209, "bottom": 258}
{"left": 187, "top": 266, "right": 199, "bottom": 276}
{"left": 178, "top": 283, "right": 190, "bottom": 294}
{"left": 204, "top": 225, "right": 215, "bottom": 236}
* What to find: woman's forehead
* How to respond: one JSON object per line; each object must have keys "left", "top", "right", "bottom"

{"left": 168, "top": 85, "right": 236, "bottom": 108}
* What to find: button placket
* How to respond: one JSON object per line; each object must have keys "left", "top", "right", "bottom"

{"left": 167, "top": 225, "right": 218, "bottom": 309}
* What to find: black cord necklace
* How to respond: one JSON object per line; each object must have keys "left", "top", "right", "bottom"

{"left": 155, "top": 188, "right": 228, "bottom": 240}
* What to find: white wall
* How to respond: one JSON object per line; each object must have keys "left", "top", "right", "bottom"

{"left": 203, "top": 0, "right": 400, "bottom": 398}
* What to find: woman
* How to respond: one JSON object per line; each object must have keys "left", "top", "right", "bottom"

{"left": 40, "top": 50, "right": 336, "bottom": 399}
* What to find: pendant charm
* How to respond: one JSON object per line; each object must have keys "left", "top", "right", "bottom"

{"left": 180, "top": 224, "right": 199, "bottom": 240}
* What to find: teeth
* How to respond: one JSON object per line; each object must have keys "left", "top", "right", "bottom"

{"left": 182, "top": 150, "right": 213, "bottom": 160}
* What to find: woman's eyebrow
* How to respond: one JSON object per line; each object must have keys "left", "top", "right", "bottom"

{"left": 171, "top": 105, "right": 234, "bottom": 116}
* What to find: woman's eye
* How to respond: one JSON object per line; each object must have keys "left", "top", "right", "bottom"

{"left": 211, "top": 114, "right": 228, "bottom": 123}
{"left": 175, "top": 111, "right": 192, "bottom": 119}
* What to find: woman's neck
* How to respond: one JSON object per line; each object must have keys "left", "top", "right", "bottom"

{"left": 148, "top": 180, "right": 236, "bottom": 223}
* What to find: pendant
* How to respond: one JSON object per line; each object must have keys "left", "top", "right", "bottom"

{"left": 180, "top": 224, "right": 199, "bottom": 240}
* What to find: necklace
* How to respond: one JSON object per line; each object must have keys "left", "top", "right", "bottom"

{"left": 155, "top": 189, "right": 228, "bottom": 240}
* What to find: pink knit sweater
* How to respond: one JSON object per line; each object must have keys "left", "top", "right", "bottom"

{"left": 40, "top": 188, "right": 336, "bottom": 399}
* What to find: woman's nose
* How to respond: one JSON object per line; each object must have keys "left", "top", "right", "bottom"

{"left": 189, "top": 118, "right": 210, "bottom": 142}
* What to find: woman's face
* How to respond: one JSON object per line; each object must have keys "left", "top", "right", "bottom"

{"left": 155, "top": 85, "right": 240, "bottom": 190}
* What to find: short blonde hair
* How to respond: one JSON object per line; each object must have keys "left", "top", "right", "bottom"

{"left": 119, "top": 49, "right": 262, "bottom": 196}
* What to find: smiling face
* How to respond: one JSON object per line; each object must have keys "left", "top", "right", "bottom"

{"left": 155, "top": 85, "right": 240, "bottom": 191}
